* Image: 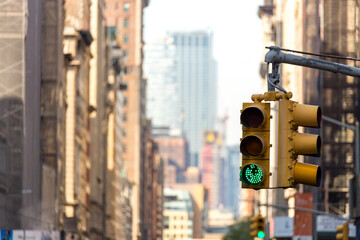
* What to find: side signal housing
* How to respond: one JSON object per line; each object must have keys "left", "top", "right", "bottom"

{"left": 277, "top": 99, "right": 321, "bottom": 188}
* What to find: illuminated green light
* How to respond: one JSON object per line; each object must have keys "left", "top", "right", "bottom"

{"left": 258, "top": 231, "right": 265, "bottom": 238}
{"left": 240, "top": 164, "right": 264, "bottom": 185}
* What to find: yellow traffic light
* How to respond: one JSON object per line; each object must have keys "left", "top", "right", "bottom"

{"left": 240, "top": 102, "right": 271, "bottom": 189}
{"left": 336, "top": 221, "right": 349, "bottom": 240}
{"left": 277, "top": 99, "right": 321, "bottom": 188}
{"left": 250, "top": 215, "right": 265, "bottom": 238}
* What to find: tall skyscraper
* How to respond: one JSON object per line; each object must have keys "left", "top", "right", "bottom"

{"left": 144, "top": 38, "right": 181, "bottom": 135}
{"left": 172, "top": 31, "right": 217, "bottom": 166}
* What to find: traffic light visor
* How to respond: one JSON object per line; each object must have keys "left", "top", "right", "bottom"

{"left": 294, "top": 162, "right": 321, "bottom": 187}
{"left": 241, "top": 106, "right": 266, "bottom": 128}
{"left": 240, "top": 164, "right": 264, "bottom": 185}
{"left": 293, "top": 133, "right": 321, "bottom": 156}
{"left": 293, "top": 103, "right": 322, "bottom": 127}
{"left": 240, "top": 135, "right": 267, "bottom": 156}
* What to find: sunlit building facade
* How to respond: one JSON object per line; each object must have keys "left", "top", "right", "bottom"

{"left": 171, "top": 184, "right": 208, "bottom": 239}
{"left": 63, "top": 0, "right": 93, "bottom": 235}
{"left": 104, "top": 0, "right": 150, "bottom": 238}
{"left": 163, "top": 188, "right": 194, "bottom": 240}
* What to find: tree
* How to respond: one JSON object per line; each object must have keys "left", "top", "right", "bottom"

{"left": 222, "top": 220, "right": 252, "bottom": 240}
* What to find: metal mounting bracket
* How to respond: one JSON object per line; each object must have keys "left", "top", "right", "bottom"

{"left": 266, "top": 62, "right": 287, "bottom": 93}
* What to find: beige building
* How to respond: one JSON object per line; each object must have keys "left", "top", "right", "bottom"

{"left": 172, "top": 184, "right": 207, "bottom": 239}
{"left": 257, "top": 0, "right": 305, "bottom": 220}
{"left": 88, "top": 0, "right": 111, "bottom": 239}
{"left": 104, "top": 0, "right": 149, "bottom": 239}
{"left": 63, "top": 0, "right": 93, "bottom": 236}
{"left": 163, "top": 188, "right": 194, "bottom": 240}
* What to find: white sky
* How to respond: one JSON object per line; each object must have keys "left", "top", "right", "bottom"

{"left": 144, "top": 0, "right": 263, "bottom": 145}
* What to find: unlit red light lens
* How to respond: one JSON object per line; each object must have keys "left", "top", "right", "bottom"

{"left": 243, "top": 137, "right": 263, "bottom": 156}
{"left": 241, "top": 107, "right": 264, "bottom": 128}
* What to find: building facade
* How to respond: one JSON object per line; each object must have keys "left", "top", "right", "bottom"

{"left": 154, "top": 136, "right": 188, "bottom": 186}
{"left": 222, "top": 146, "right": 240, "bottom": 216}
{"left": 104, "top": 0, "right": 150, "bottom": 239}
{"left": 163, "top": 188, "right": 194, "bottom": 240}
{"left": 63, "top": 0, "right": 93, "bottom": 235}
{"left": 144, "top": 38, "right": 181, "bottom": 135}
{"left": 172, "top": 31, "right": 217, "bottom": 167}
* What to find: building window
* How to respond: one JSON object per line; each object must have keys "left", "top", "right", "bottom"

{"left": 124, "top": 18, "right": 129, "bottom": 28}
{"left": 123, "top": 113, "right": 127, "bottom": 122}
{"left": 123, "top": 97, "right": 128, "bottom": 106}
{"left": 123, "top": 50, "right": 128, "bottom": 58}
{"left": 124, "top": 2, "right": 130, "bottom": 13}
{"left": 123, "top": 129, "right": 127, "bottom": 137}
{"left": 124, "top": 34, "right": 129, "bottom": 44}
{"left": 123, "top": 144, "right": 127, "bottom": 153}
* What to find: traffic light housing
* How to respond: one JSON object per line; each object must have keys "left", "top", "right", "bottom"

{"left": 240, "top": 102, "right": 271, "bottom": 189}
{"left": 336, "top": 221, "right": 348, "bottom": 240}
{"left": 250, "top": 215, "right": 265, "bottom": 238}
{"left": 277, "top": 99, "right": 321, "bottom": 188}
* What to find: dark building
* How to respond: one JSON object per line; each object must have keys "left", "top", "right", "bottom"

{"left": 317, "top": 0, "right": 360, "bottom": 215}
{"left": 259, "top": 0, "right": 360, "bottom": 216}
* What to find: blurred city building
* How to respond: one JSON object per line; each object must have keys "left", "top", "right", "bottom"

{"left": 222, "top": 146, "right": 240, "bottom": 217}
{"left": 104, "top": 0, "right": 150, "bottom": 239}
{"left": 105, "top": 33, "right": 133, "bottom": 239}
{"left": 171, "top": 31, "right": 217, "bottom": 167}
{"left": 63, "top": 0, "right": 93, "bottom": 235}
{"left": 144, "top": 38, "right": 181, "bottom": 135}
{"left": 0, "top": 0, "right": 36, "bottom": 229}
{"left": 0, "top": 0, "right": 69, "bottom": 230}
{"left": 184, "top": 167, "right": 201, "bottom": 184}
{"left": 163, "top": 188, "right": 194, "bottom": 240}
{"left": 206, "top": 209, "right": 235, "bottom": 232}
{"left": 154, "top": 134, "right": 189, "bottom": 186}
{"left": 200, "top": 130, "right": 222, "bottom": 209}
{"left": 142, "top": 122, "right": 164, "bottom": 240}
{"left": 171, "top": 184, "right": 208, "bottom": 239}
{"left": 38, "top": 0, "right": 66, "bottom": 231}
{"left": 0, "top": 0, "right": 161, "bottom": 239}
{"left": 239, "top": 189, "right": 256, "bottom": 219}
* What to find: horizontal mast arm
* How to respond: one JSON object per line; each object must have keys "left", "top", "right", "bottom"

{"left": 265, "top": 46, "right": 360, "bottom": 78}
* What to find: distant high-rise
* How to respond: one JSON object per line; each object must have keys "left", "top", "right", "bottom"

{"left": 144, "top": 38, "right": 181, "bottom": 135}
{"left": 223, "top": 146, "right": 240, "bottom": 216}
{"left": 172, "top": 31, "right": 217, "bottom": 166}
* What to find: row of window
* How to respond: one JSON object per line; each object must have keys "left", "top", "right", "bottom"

{"left": 164, "top": 234, "right": 187, "bottom": 239}
{"left": 105, "top": 2, "right": 130, "bottom": 13}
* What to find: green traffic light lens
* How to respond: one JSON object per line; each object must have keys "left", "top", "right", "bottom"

{"left": 240, "top": 164, "right": 264, "bottom": 185}
{"left": 257, "top": 231, "right": 265, "bottom": 238}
